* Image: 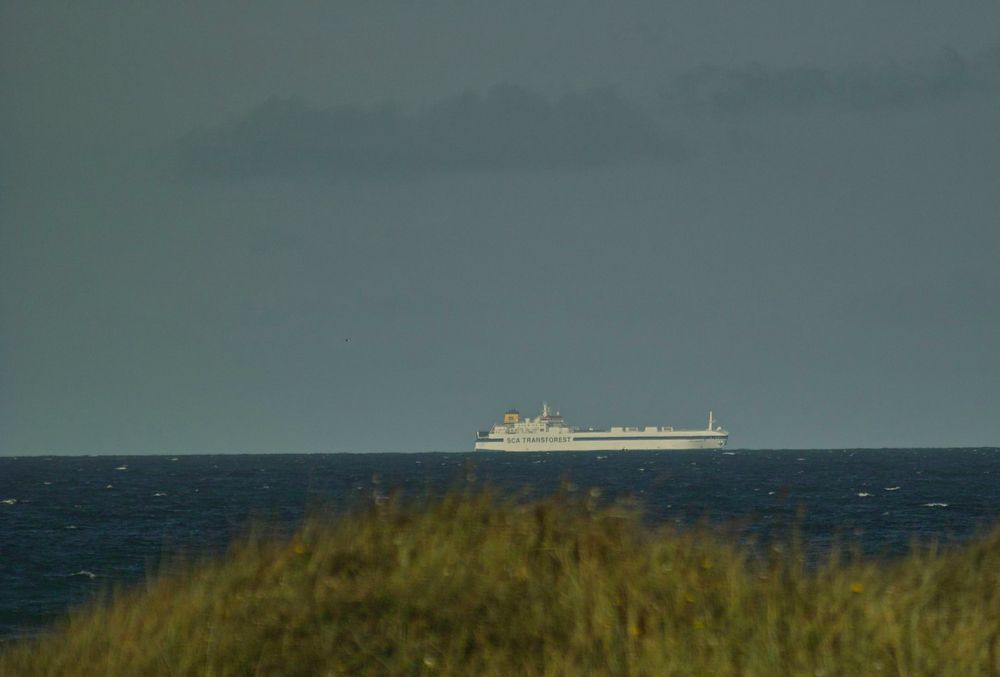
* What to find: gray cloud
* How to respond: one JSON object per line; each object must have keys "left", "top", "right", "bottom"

{"left": 171, "top": 45, "right": 1000, "bottom": 183}
{"left": 173, "top": 85, "right": 683, "bottom": 180}
{"left": 664, "top": 46, "right": 1000, "bottom": 116}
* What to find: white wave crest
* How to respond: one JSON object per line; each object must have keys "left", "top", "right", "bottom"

{"left": 884, "top": 486, "right": 901, "bottom": 491}
{"left": 1, "top": 498, "right": 17, "bottom": 505}
{"left": 857, "top": 492, "right": 872, "bottom": 497}
{"left": 924, "top": 502, "right": 949, "bottom": 507}
{"left": 71, "top": 571, "right": 96, "bottom": 579}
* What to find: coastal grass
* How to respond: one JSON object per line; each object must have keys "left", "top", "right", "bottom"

{"left": 2, "top": 491, "right": 999, "bottom": 676}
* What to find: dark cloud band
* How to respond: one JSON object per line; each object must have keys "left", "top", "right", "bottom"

{"left": 174, "top": 85, "right": 684, "bottom": 180}
{"left": 173, "top": 45, "right": 1000, "bottom": 182}
{"left": 663, "top": 46, "right": 1000, "bottom": 116}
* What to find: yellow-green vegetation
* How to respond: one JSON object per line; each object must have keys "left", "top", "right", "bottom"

{"left": 2, "top": 492, "right": 999, "bottom": 676}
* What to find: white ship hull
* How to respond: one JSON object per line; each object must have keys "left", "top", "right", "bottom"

{"left": 474, "top": 435, "right": 727, "bottom": 452}
{"left": 475, "top": 404, "right": 729, "bottom": 452}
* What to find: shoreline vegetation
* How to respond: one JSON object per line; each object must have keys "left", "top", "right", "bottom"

{"left": 2, "top": 492, "right": 998, "bottom": 675}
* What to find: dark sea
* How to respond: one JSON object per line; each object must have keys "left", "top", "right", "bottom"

{"left": 2, "top": 448, "right": 999, "bottom": 640}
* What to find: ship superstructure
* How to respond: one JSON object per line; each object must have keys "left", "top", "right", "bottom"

{"left": 475, "top": 403, "right": 728, "bottom": 452}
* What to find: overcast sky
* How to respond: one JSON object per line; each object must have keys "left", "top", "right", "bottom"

{"left": 3, "top": 2, "right": 999, "bottom": 453}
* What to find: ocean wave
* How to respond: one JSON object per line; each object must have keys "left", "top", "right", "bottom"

{"left": 884, "top": 486, "right": 901, "bottom": 491}
{"left": 70, "top": 571, "right": 96, "bottom": 579}
{"left": 115, "top": 466, "right": 127, "bottom": 471}
{"left": 924, "top": 502, "right": 949, "bottom": 508}
{"left": 1, "top": 498, "right": 17, "bottom": 505}
{"left": 153, "top": 492, "right": 167, "bottom": 497}
{"left": 857, "top": 492, "right": 872, "bottom": 497}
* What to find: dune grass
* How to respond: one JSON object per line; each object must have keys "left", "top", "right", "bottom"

{"left": 2, "top": 491, "right": 999, "bottom": 676}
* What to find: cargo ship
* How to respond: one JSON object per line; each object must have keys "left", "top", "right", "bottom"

{"left": 475, "top": 403, "right": 728, "bottom": 452}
